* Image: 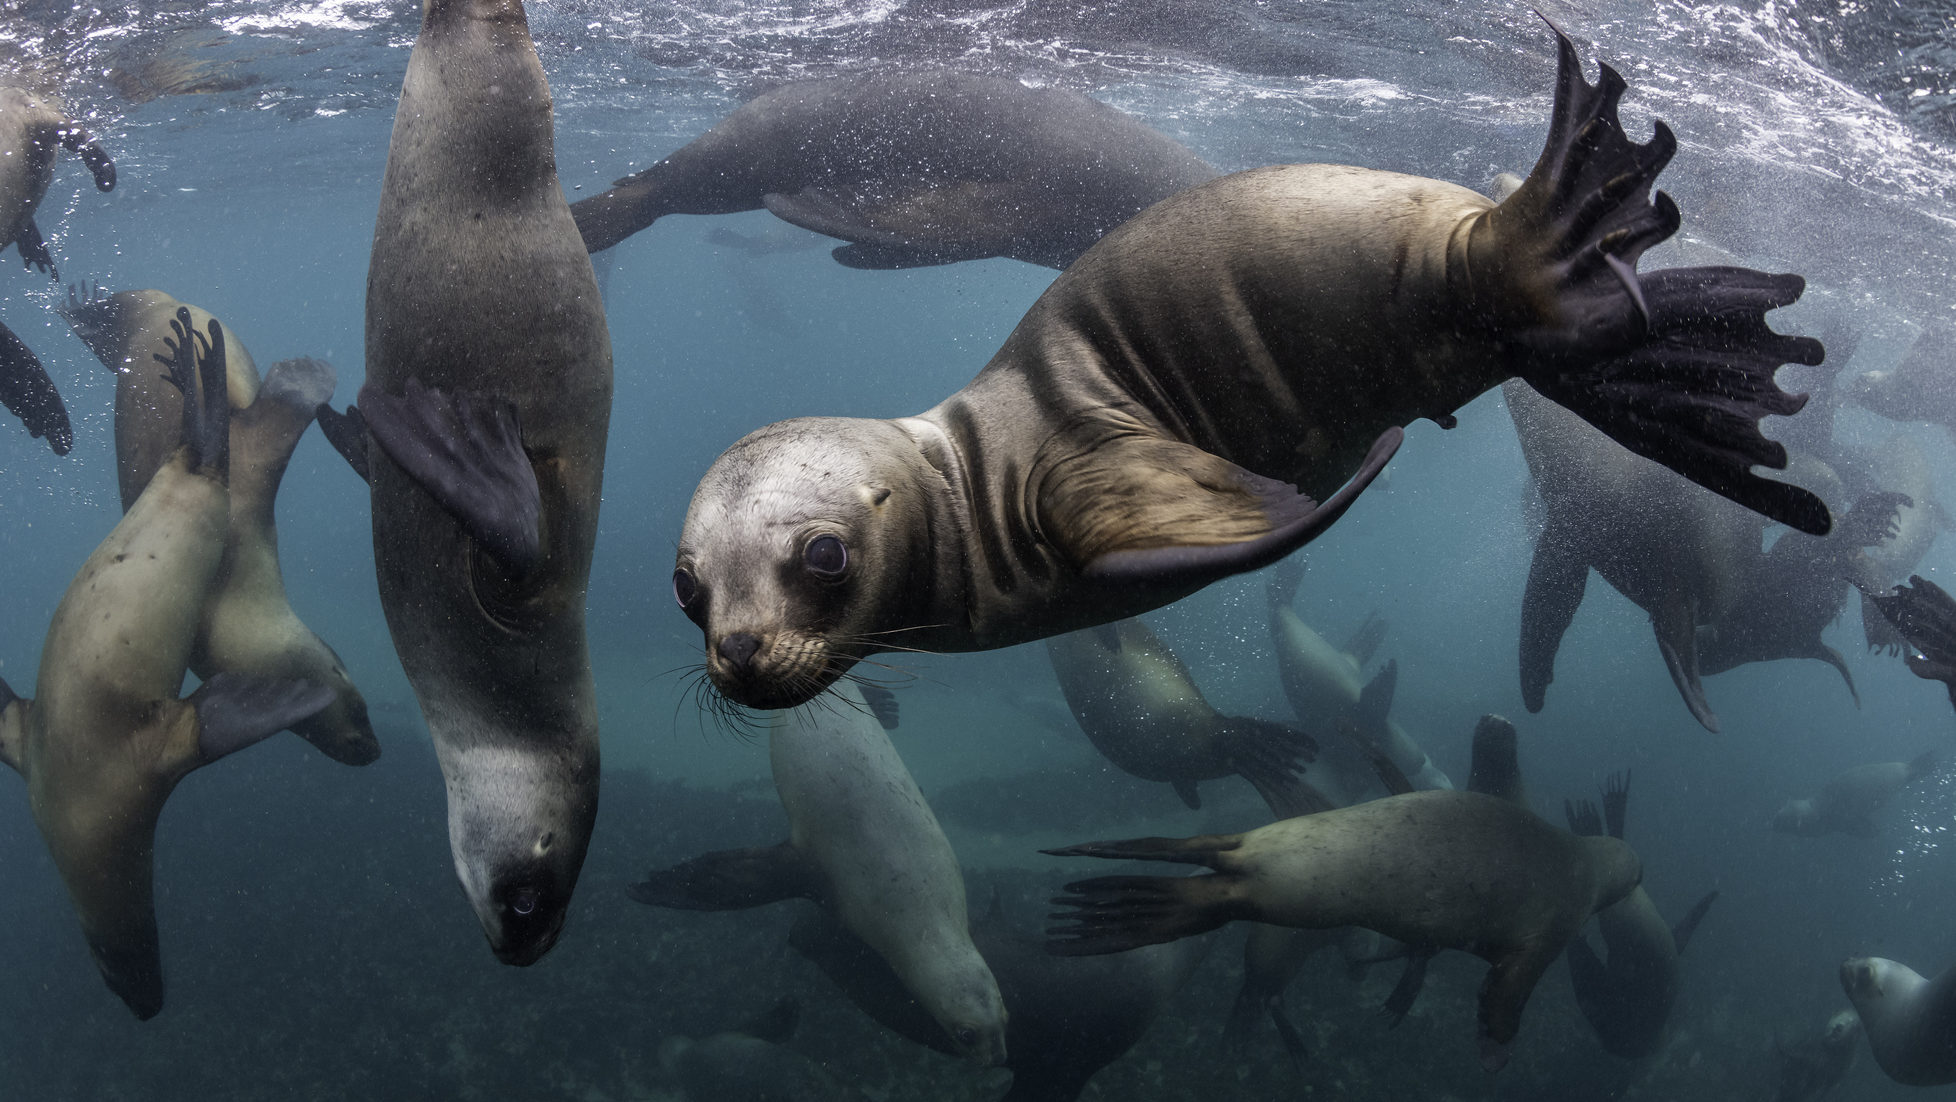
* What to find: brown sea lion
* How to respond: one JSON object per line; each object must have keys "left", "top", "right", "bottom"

{"left": 674, "top": 26, "right": 1828, "bottom": 713}
{"left": 0, "top": 309, "right": 329, "bottom": 1018}
{"left": 571, "top": 70, "right": 1219, "bottom": 268}
{"left": 0, "top": 85, "right": 115, "bottom": 278}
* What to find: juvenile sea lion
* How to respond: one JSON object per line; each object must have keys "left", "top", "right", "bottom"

{"left": 63, "top": 286, "right": 378, "bottom": 766}
{"left": 1563, "top": 773, "right": 1719, "bottom": 1059}
{"left": 571, "top": 70, "right": 1219, "bottom": 268}
{"left": 0, "top": 317, "right": 71, "bottom": 453}
{"left": 631, "top": 683, "right": 1008, "bottom": 1066}
{"left": 1841, "top": 956, "right": 1956, "bottom": 1085}
{"left": 1044, "top": 788, "right": 1642, "bottom": 1070}
{"left": 1773, "top": 751, "right": 1938, "bottom": 837}
{"left": 0, "top": 85, "right": 115, "bottom": 278}
{"left": 675, "top": 27, "right": 1827, "bottom": 712}
{"left": 1771, "top": 1008, "right": 1862, "bottom": 1102}
{"left": 341, "top": 0, "right": 614, "bottom": 964}
{"left": 0, "top": 309, "right": 330, "bottom": 1018}
{"left": 1860, "top": 575, "right": 1956, "bottom": 711}
{"left": 1046, "top": 617, "right": 1322, "bottom": 816}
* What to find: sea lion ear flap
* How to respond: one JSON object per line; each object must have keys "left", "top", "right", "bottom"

{"left": 1057, "top": 427, "right": 1402, "bottom": 589}
{"left": 357, "top": 378, "right": 540, "bottom": 570}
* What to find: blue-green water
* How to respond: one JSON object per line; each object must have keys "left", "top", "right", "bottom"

{"left": 3, "top": 1, "right": 1956, "bottom": 1098}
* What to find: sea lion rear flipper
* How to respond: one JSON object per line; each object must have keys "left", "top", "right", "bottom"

{"left": 1217, "top": 716, "right": 1324, "bottom": 819}
{"left": 154, "top": 308, "right": 230, "bottom": 478}
{"left": 1836, "top": 491, "right": 1913, "bottom": 548}
{"left": 1382, "top": 948, "right": 1435, "bottom": 1025}
{"left": 1861, "top": 575, "right": 1956, "bottom": 672}
{"left": 629, "top": 841, "right": 818, "bottom": 910}
{"left": 357, "top": 378, "right": 540, "bottom": 572}
{"left": 315, "top": 403, "right": 372, "bottom": 484}
{"left": 187, "top": 672, "right": 335, "bottom": 762}
{"left": 232, "top": 357, "right": 336, "bottom": 503}
{"left": 1600, "top": 770, "right": 1631, "bottom": 840}
{"left": 1045, "top": 873, "right": 1241, "bottom": 955}
{"left": 1519, "top": 511, "right": 1588, "bottom": 713}
{"left": 1064, "top": 427, "right": 1402, "bottom": 589}
{"left": 1670, "top": 889, "right": 1719, "bottom": 954}
{"left": 857, "top": 683, "right": 900, "bottom": 730}
{"left": 13, "top": 217, "right": 56, "bottom": 278}
{"left": 0, "top": 320, "right": 73, "bottom": 455}
{"left": 1863, "top": 589, "right": 1908, "bottom": 655}
{"left": 1652, "top": 597, "right": 1719, "bottom": 733}
{"left": 1477, "top": 945, "right": 1558, "bottom": 1073}
{"left": 1563, "top": 797, "right": 1602, "bottom": 837}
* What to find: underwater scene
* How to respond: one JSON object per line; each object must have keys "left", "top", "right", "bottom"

{"left": 6, "top": 0, "right": 1956, "bottom": 1098}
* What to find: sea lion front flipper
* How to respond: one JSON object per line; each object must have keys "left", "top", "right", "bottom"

{"left": 1600, "top": 770, "right": 1631, "bottom": 840}
{"left": 187, "top": 672, "right": 335, "bottom": 762}
{"left": 1810, "top": 643, "right": 1860, "bottom": 708}
{"left": 1171, "top": 778, "right": 1202, "bottom": 810}
{"left": 628, "top": 842, "right": 819, "bottom": 910}
{"left": 830, "top": 243, "right": 954, "bottom": 270}
{"left": 1266, "top": 998, "right": 1309, "bottom": 1072}
{"left": 314, "top": 403, "right": 372, "bottom": 484}
{"left": 1652, "top": 595, "right": 1719, "bottom": 733}
{"left": 1670, "top": 890, "right": 1719, "bottom": 954}
{"left": 13, "top": 217, "right": 56, "bottom": 278}
{"left": 1072, "top": 427, "right": 1402, "bottom": 593}
{"left": 233, "top": 357, "right": 336, "bottom": 503}
{"left": 1862, "top": 575, "right": 1956, "bottom": 672}
{"left": 357, "top": 378, "right": 540, "bottom": 572}
{"left": 0, "top": 675, "right": 24, "bottom": 774}
{"left": 1863, "top": 589, "right": 1908, "bottom": 655}
{"left": 1477, "top": 944, "right": 1558, "bottom": 1073}
{"left": 1518, "top": 512, "right": 1587, "bottom": 713}
{"left": 763, "top": 186, "right": 996, "bottom": 270}
{"left": 0, "top": 319, "right": 73, "bottom": 455}
{"left": 1382, "top": 948, "right": 1435, "bottom": 1025}
{"left": 857, "top": 683, "right": 900, "bottom": 730}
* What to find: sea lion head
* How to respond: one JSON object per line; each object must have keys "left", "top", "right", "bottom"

{"left": 1824, "top": 1006, "right": 1865, "bottom": 1047}
{"left": 676, "top": 416, "right": 947, "bottom": 711}
{"left": 1841, "top": 956, "right": 1892, "bottom": 1008}
{"left": 1772, "top": 797, "right": 1819, "bottom": 835}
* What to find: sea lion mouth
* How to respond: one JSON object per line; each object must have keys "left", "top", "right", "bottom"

{"left": 706, "top": 630, "right": 849, "bottom": 710}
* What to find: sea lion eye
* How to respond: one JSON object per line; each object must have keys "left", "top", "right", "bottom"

{"left": 672, "top": 568, "right": 698, "bottom": 608}
{"left": 954, "top": 1026, "right": 978, "bottom": 1047}
{"left": 805, "top": 535, "right": 847, "bottom": 576}
{"left": 511, "top": 888, "right": 538, "bottom": 916}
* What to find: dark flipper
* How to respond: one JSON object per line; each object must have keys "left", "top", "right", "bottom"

{"left": 0, "top": 319, "right": 71, "bottom": 455}
{"left": 1812, "top": 644, "right": 1860, "bottom": 708}
{"left": 1600, "top": 769, "right": 1631, "bottom": 840}
{"left": 1837, "top": 491, "right": 1912, "bottom": 548}
{"left": 1042, "top": 833, "right": 1243, "bottom": 867}
{"left": 58, "top": 125, "right": 117, "bottom": 191}
{"left": 1860, "top": 576, "right": 1956, "bottom": 710}
{"left": 1467, "top": 715, "right": 1526, "bottom": 807}
{"left": 831, "top": 243, "right": 955, "bottom": 270}
{"left": 857, "top": 683, "right": 900, "bottom": 730}
{"left": 1653, "top": 593, "right": 1719, "bottom": 733}
{"left": 1347, "top": 661, "right": 1415, "bottom": 796}
{"left": 315, "top": 403, "right": 371, "bottom": 484}
{"left": 1563, "top": 935, "right": 1610, "bottom": 1028}
{"left": 628, "top": 842, "right": 816, "bottom": 910}
{"left": 1865, "top": 589, "right": 1909, "bottom": 655}
{"left": 357, "top": 378, "right": 540, "bottom": 573}
{"left": 1519, "top": 513, "right": 1588, "bottom": 713}
{"left": 1670, "top": 890, "right": 1719, "bottom": 954}
{"left": 1217, "top": 716, "right": 1323, "bottom": 820}
{"left": 1342, "top": 610, "right": 1389, "bottom": 668}
{"left": 735, "top": 997, "right": 801, "bottom": 1045}
{"left": 1563, "top": 797, "right": 1603, "bottom": 837}
{"left": 189, "top": 673, "right": 335, "bottom": 761}
{"left": 568, "top": 172, "right": 662, "bottom": 255}
{"left": 1171, "top": 778, "right": 1202, "bottom": 810}
{"left": 14, "top": 217, "right": 56, "bottom": 278}
{"left": 1383, "top": 948, "right": 1436, "bottom": 1025}
{"left": 153, "top": 307, "right": 228, "bottom": 479}
{"left": 1477, "top": 945, "right": 1558, "bottom": 1073}
{"left": 1266, "top": 998, "right": 1309, "bottom": 1073}
{"left": 1045, "top": 874, "right": 1240, "bottom": 956}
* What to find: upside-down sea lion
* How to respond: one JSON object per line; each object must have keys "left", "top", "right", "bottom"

{"left": 0, "top": 310, "right": 330, "bottom": 1018}
{"left": 631, "top": 683, "right": 1009, "bottom": 1066}
{"left": 1860, "top": 575, "right": 1956, "bottom": 712}
{"left": 675, "top": 26, "right": 1827, "bottom": 713}
{"left": 1563, "top": 773, "right": 1719, "bottom": 1058}
{"left": 0, "top": 317, "right": 70, "bottom": 453}
{"left": 1841, "top": 955, "right": 1956, "bottom": 1085}
{"left": 62, "top": 286, "right": 378, "bottom": 766}
{"left": 1044, "top": 788, "right": 1642, "bottom": 1070}
{"left": 332, "top": 0, "right": 613, "bottom": 965}
{"left": 1046, "top": 617, "right": 1323, "bottom": 817}
{"left": 0, "top": 85, "right": 115, "bottom": 278}
{"left": 1773, "top": 751, "right": 1938, "bottom": 837}
{"left": 571, "top": 70, "right": 1218, "bottom": 268}
{"left": 1772, "top": 1008, "right": 1862, "bottom": 1102}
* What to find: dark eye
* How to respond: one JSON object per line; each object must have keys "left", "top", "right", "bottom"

{"left": 672, "top": 568, "right": 697, "bottom": 608}
{"left": 511, "top": 888, "right": 538, "bottom": 916}
{"left": 955, "top": 1026, "right": 978, "bottom": 1047}
{"left": 805, "top": 535, "right": 847, "bottom": 576}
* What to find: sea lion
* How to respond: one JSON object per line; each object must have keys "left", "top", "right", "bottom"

{"left": 659, "top": 998, "right": 867, "bottom": 1102}
{"left": 1860, "top": 575, "right": 1956, "bottom": 711}
{"left": 1853, "top": 437, "right": 1949, "bottom": 654}
{"left": 333, "top": 0, "right": 613, "bottom": 964}
{"left": 790, "top": 886, "right": 1207, "bottom": 1102}
{"left": 0, "top": 317, "right": 71, "bottom": 453}
{"left": 1773, "top": 751, "right": 1938, "bottom": 837}
{"left": 570, "top": 70, "right": 1219, "bottom": 268}
{"left": 1466, "top": 714, "right": 1528, "bottom": 808}
{"left": 675, "top": 26, "right": 1827, "bottom": 712}
{"left": 1044, "top": 788, "right": 1642, "bottom": 1070}
{"left": 1771, "top": 1008, "right": 1862, "bottom": 1102}
{"left": 1562, "top": 773, "right": 1719, "bottom": 1059}
{"left": 1046, "top": 617, "right": 1323, "bottom": 816}
{"left": 1225, "top": 921, "right": 1378, "bottom": 1068}
{"left": 631, "top": 683, "right": 1009, "bottom": 1066}
{"left": 1844, "top": 321, "right": 1956, "bottom": 438}
{"left": 0, "top": 85, "right": 115, "bottom": 278}
{"left": 62, "top": 286, "right": 378, "bottom": 766}
{"left": 1840, "top": 956, "right": 1956, "bottom": 1085}
{"left": 0, "top": 309, "right": 330, "bottom": 1018}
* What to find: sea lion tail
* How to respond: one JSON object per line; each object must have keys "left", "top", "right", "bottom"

{"left": 1045, "top": 874, "right": 1239, "bottom": 956}
{"left": 628, "top": 842, "right": 816, "bottom": 910}
{"left": 0, "top": 319, "right": 72, "bottom": 456}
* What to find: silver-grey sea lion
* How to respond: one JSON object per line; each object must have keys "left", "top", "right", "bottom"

{"left": 343, "top": 0, "right": 613, "bottom": 964}
{"left": 1860, "top": 575, "right": 1956, "bottom": 712}
{"left": 0, "top": 317, "right": 70, "bottom": 453}
{"left": 1841, "top": 956, "right": 1956, "bottom": 1085}
{"left": 571, "top": 70, "right": 1219, "bottom": 268}
{"left": 1773, "top": 751, "right": 1937, "bottom": 837}
{"left": 1562, "top": 772, "right": 1719, "bottom": 1059}
{"left": 1844, "top": 321, "right": 1956, "bottom": 438}
{"left": 675, "top": 27, "right": 1828, "bottom": 713}
{"left": 631, "top": 683, "right": 1009, "bottom": 1066}
{"left": 0, "top": 85, "right": 115, "bottom": 277}
{"left": 1046, "top": 617, "right": 1322, "bottom": 816}
{"left": 1772, "top": 1008, "right": 1862, "bottom": 1102}
{"left": 0, "top": 310, "right": 329, "bottom": 1018}
{"left": 63, "top": 286, "right": 379, "bottom": 766}
{"left": 1044, "top": 788, "right": 1642, "bottom": 1070}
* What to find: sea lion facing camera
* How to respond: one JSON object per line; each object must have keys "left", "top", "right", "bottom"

{"left": 675, "top": 26, "right": 1828, "bottom": 712}
{"left": 0, "top": 86, "right": 115, "bottom": 278}
{"left": 1841, "top": 956, "right": 1956, "bottom": 1085}
{"left": 340, "top": 0, "right": 613, "bottom": 965}
{"left": 571, "top": 70, "right": 1219, "bottom": 268}
{"left": 0, "top": 310, "right": 330, "bottom": 1018}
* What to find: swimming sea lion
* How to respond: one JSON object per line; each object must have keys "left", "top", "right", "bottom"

{"left": 1563, "top": 772, "right": 1719, "bottom": 1058}
{"left": 1046, "top": 617, "right": 1323, "bottom": 816}
{"left": 1225, "top": 921, "right": 1378, "bottom": 1068}
{"left": 343, "top": 0, "right": 613, "bottom": 964}
{"left": 675, "top": 26, "right": 1827, "bottom": 712}
{"left": 1841, "top": 955, "right": 1956, "bottom": 1085}
{"left": 659, "top": 998, "right": 867, "bottom": 1102}
{"left": 0, "top": 85, "right": 115, "bottom": 278}
{"left": 0, "top": 317, "right": 70, "bottom": 453}
{"left": 1773, "top": 751, "right": 1938, "bottom": 837}
{"left": 1045, "top": 787, "right": 1642, "bottom": 1070}
{"left": 0, "top": 309, "right": 330, "bottom": 1018}
{"left": 571, "top": 70, "right": 1219, "bottom": 268}
{"left": 1860, "top": 575, "right": 1956, "bottom": 711}
{"left": 63, "top": 286, "right": 378, "bottom": 766}
{"left": 631, "top": 682, "right": 1009, "bottom": 1066}
{"left": 1844, "top": 322, "right": 1956, "bottom": 439}
{"left": 1852, "top": 437, "right": 1949, "bottom": 654}
{"left": 1772, "top": 1008, "right": 1862, "bottom": 1102}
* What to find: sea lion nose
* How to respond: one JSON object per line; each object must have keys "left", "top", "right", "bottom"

{"left": 718, "top": 632, "right": 762, "bottom": 673}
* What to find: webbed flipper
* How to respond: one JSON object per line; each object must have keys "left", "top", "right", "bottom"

{"left": 857, "top": 683, "right": 899, "bottom": 730}
{"left": 0, "top": 318, "right": 72, "bottom": 455}
{"left": 1044, "top": 873, "right": 1240, "bottom": 956}
{"left": 314, "top": 403, "right": 371, "bottom": 484}
{"left": 628, "top": 842, "right": 818, "bottom": 910}
{"left": 1653, "top": 592, "right": 1719, "bottom": 732}
{"left": 1383, "top": 948, "right": 1436, "bottom": 1026}
{"left": 1519, "top": 510, "right": 1588, "bottom": 713}
{"left": 188, "top": 672, "right": 335, "bottom": 762}
{"left": 14, "top": 217, "right": 56, "bottom": 278}
{"left": 1671, "top": 890, "right": 1719, "bottom": 953}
